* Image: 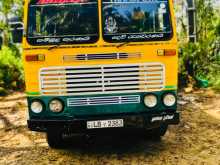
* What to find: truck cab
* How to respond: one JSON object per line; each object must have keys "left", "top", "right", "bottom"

{"left": 22, "top": 0, "right": 179, "bottom": 148}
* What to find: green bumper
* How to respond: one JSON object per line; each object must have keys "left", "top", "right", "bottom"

{"left": 27, "top": 112, "right": 180, "bottom": 132}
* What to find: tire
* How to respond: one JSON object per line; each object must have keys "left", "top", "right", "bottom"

{"left": 46, "top": 128, "right": 65, "bottom": 149}
{"left": 145, "top": 124, "right": 168, "bottom": 139}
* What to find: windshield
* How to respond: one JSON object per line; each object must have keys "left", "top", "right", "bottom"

{"left": 27, "top": 0, "right": 99, "bottom": 45}
{"left": 102, "top": 0, "right": 172, "bottom": 42}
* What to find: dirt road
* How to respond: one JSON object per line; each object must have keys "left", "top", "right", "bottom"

{"left": 0, "top": 90, "right": 220, "bottom": 165}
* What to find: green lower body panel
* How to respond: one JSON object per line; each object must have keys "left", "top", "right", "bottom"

{"left": 27, "top": 90, "right": 177, "bottom": 120}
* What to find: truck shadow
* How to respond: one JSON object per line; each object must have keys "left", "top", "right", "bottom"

{"left": 63, "top": 129, "right": 167, "bottom": 155}
{"left": 0, "top": 129, "right": 171, "bottom": 161}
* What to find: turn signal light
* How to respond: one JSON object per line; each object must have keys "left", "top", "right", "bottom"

{"left": 26, "top": 54, "right": 45, "bottom": 62}
{"left": 157, "top": 49, "right": 176, "bottom": 56}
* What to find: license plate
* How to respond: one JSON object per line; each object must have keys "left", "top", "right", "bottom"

{"left": 87, "top": 119, "right": 124, "bottom": 129}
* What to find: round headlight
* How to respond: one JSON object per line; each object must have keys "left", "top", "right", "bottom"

{"left": 31, "top": 101, "right": 43, "bottom": 113}
{"left": 144, "top": 94, "right": 157, "bottom": 108}
{"left": 49, "top": 99, "right": 64, "bottom": 113}
{"left": 163, "top": 93, "right": 176, "bottom": 107}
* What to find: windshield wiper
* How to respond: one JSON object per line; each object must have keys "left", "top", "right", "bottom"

{"left": 48, "top": 43, "right": 61, "bottom": 50}
{"left": 117, "top": 41, "right": 130, "bottom": 48}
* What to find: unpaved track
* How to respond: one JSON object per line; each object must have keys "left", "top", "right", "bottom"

{"left": 0, "top": 90, "right": 220, "bottom": 165}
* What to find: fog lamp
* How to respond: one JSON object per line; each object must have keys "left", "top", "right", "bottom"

{"left": 144, "top": 94, "right": 157, "bottom": 108}
{"left": 49, "top": 99, "right": 64, "bottom": 113}
{"left": 30, "top": 101, "right": 43, "bottom": 113}
{"left": 163, "top": 93, "right": 176, "bottom": 107}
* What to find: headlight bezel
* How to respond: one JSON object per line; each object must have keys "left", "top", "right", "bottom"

{"left": 143, "top": 94, "right": 158, "bottom": 108}
{"left": 162, "top": 93, "right": 177, "bottom": 107}
{"left": 48, "top": 98, "right": 64, "bottom": 113}
{"left": 30, "top": 100, "right": 44, "bottom": 114}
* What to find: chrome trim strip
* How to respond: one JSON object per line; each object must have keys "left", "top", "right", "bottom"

{"left": 67, "top": 95, "right": 140, "bottom": 107}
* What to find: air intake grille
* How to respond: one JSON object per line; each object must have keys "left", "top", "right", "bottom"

{"left": 40, "top": 63, "right": 165, "bottom": 96}
{"left": 76, "top": 53, "right": 141, "bottom": 60}
{"left": 63, "top": 52, "right": 141, "bottom": 61}
{"left": 67, "top": 95, "right": 140, "bottom": 107}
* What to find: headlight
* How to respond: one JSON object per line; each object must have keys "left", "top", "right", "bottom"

{"left": 31, "top": 101, "right": 43, "bottom": 113}
{"left": 144, "top": 94, "right": 157, "bottom": 108}
{"left": 49, "top": 99, "right": 64, "bottom": 113}
{"left": 163, "top": 93, "right": 176, "bottom": 107}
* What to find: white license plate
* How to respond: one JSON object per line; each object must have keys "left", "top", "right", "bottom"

{"left": 87, "top": 119, "right": 124, "bottom": 129}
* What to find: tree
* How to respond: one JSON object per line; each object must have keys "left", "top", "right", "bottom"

{"left": 0, "top": 0, "right": 23, "bottom": 46}
{"left": 179, "top": 0, "right": 220, "bottom": 88}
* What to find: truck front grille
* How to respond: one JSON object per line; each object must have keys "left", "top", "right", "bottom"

{"left": 40, "top": 63, "right": 165, "bottom": 96}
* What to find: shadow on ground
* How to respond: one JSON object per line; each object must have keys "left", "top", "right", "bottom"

{"left": 62, "top": 129, "right": 167, "bottom": 155}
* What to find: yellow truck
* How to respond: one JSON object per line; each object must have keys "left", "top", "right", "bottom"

{"left": 20, "top": 0, "right": 179, "bottom": 148}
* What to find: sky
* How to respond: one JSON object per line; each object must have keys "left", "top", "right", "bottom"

{"left": 213, "top": 0, "right": 220, "bottom": 8}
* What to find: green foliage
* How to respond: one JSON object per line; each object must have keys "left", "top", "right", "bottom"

{"left": 0, "top": 1, "right": 24, "bottom": 94}
{"left": 215, "top": 20, "right": 220, "bottom": 36}
{"left": 0, "top": 46, "right": 24, "bottom": 95}
{"left": 181, "top": 39, "right": 220, "bottom": 75}
{"left": 178, "top": 0, "right": 220, "bottom": 89}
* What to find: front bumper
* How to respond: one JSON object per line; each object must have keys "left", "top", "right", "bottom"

{"left": 28, "top": 112, "right": 180, "bottom": 133}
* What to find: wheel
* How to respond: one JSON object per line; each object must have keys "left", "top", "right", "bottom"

{"left": 46, "top": 128, "right": 65, "bottom": 149}
{"left": 145, "top": 124, "right": 168, "bottom": 139}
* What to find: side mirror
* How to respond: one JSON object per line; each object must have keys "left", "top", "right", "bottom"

{"left": 10, "top": 22, "right": 23, "bottom": 43}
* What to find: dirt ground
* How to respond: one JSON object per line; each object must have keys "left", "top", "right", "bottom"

{"left": 0, "top": 90, "right": 220, "bottom": 165}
